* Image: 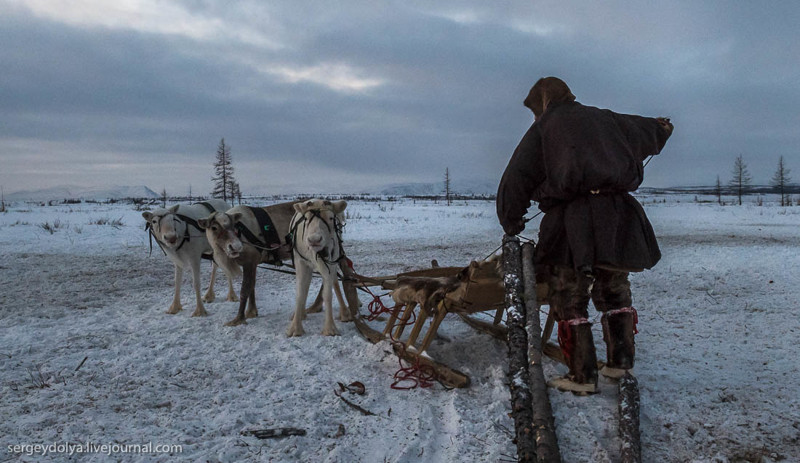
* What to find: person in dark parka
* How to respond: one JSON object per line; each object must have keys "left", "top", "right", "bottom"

{"left": 497, "top": 77, "right": 673, "bottom": 393}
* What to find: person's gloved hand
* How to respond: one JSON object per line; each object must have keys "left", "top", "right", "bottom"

{"left": 656, "top": 117, "right": 673, "bottom": 135}
{"left": 504, "top": 218, "right": 525, "bottom": 236}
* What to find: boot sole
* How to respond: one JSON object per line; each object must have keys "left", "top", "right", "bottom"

{"left": 547, "top": 376, "right": 598, "bottom": 394}
{"left": 600, "top": 365, "right": 631, "bottom": 379}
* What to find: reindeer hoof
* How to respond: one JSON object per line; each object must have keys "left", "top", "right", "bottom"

{"left": 339, "top": 312, "right": 354, "bottom": 322}
{"left": 286, "top": 324, "right": 305, "bottom": 337}
{"left": 245, "top": 309, "right": 258, "bottom": 319}
{"left": 166, "top": 305, "right": 182, "bottom": 314}
{"left": 225, "top": 318, "right": 247, "bottom": 327}
{"left": 227, "top": 294, "right": 239, "bottom": 302}
{"left": 202, "top": 293, "right": 216, "bottom": 303}
{"left": 321, "top": 326, "right": 340, "bottom": 336}
{"left": 191, "top": 308, "right": 209, "bottom": 317}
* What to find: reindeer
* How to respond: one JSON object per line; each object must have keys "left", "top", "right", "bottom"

{"left": 198, "top": 200, "right": 350, "bottom": 328}
{"left": 286, "top": 199, "right": 352, "bottom": 337}
{"left": 142, "top": 199, "right": 237, "bottom": 317}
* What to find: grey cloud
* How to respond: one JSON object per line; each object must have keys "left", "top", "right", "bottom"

{"left": 1, "top": 1, "right": 799, "bottom": 194}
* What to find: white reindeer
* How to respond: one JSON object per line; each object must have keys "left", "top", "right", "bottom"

{"left": 142, "top": 199, "right": 237, "bottom": 316}
{"left": 286, "top": 199, "right": 351, "bottom": 337}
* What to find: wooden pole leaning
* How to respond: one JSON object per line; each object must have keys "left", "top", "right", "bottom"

{"left": 522, "top": 242, "right": 561, "bottom": 463}
{"left": 503, "top": 235, "right": 537, "bottom": 462}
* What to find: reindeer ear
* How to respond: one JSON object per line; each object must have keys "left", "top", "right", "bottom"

{"left": 197, "top": 212, "right": 216, "bottom": 230}
{"left": 168, "top": 205, "right": 179, "bottom": 213}
{"left": 332, "top": 200, "right": 347, "bottom": 214}
{"left": 294, "top": 202, "right": 307, "bottom": 214}
{"left": 142, "top": 212, "right": 153, "bottom": 220}
{"left": 230, "top": 212, "right": 243, "bottom": 223}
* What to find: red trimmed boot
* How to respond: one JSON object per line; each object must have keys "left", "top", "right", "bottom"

{"left": 600, "top": 307, "right": 637, "bottom": 379}
{"left": 548, "top": 318, "right": 598, "bottom": 394}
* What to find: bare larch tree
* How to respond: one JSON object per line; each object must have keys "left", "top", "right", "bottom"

{"left": 715, "top": 175, "right": 722, "bottom": 205}
{"left": 770, "top": 156, "right": 791, "bottom": 207}
{"left": 729, "top": 155, "right": 752, "bottom": 206}
{"left": 211, "top": 138, "right": 236, "bottom": 205}
{"left": 443, "top": 167, "right": 452, "bottom": 206}
{"left": 229, "top": 180, "right": 241, "bottom": 206}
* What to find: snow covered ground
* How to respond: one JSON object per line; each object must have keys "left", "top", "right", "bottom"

{"left": 0, "top": 197, "right": 798, "bottom": 462}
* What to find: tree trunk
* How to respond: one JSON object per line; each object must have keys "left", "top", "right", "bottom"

{"left": 503, "top": 235, "right": 536, "bottom": 462}
{"left": 522, "top": 243, "right": 561, "bottom": 463}
{"left": 619, "top": 372, "right": 642, "bottom": 463}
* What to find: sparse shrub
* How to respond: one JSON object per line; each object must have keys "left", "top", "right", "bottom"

{"left": 39, "top": 219, "right": 66, "bottom": 234}
{"left": 89, "top": 217, "right": 124, "bottom": 227}
{"left": 25, "top": 365, "right": 65, "bottom": 389}
{"left": 345, "top": 210, "right": 363, "bottom": 220}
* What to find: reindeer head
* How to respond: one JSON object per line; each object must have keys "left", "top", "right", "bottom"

{"left": 198, "top": 211, "right": 244, "bottom": 259}
{"left": 292, "top": 199, "right": 347, "bottom": 257}
{"left": 142, "top": 205, "right": 183, "bottom": 249}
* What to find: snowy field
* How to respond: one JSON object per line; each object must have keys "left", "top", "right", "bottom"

{"left": 1, "top": 196, "right": 798, "bottom": 462}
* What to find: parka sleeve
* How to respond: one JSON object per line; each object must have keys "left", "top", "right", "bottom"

{"left": 496, "top": 124, "right": 545, "bottom": 235}
{"left": 612, "top": 113, "right": 673, "bottom": 162}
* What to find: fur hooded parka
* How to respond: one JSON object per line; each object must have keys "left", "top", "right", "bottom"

{"left": 497, "top": 77, "right": 673, "bottom": 272}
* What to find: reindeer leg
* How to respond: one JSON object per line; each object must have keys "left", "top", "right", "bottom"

{"left": 287, "top": 263, "right": 311, "bottom": 337}
{"left": 167, "top": 265, "right": 184, "bottom": 314}
{"left": 334, "top": 279, "right": 352, "bottom": 322}
{"left": 226, "top": 262, "right": 255, "bottom": 326}
{"left": 190, "top": 258, "right": 209, "bottom": 317}
{"left": 245, "top": 263, "right": 258, "bottom": 319}
{"left": 321, "top": 265, "right": 339, "bottom": 336}
{"left": 307, "top": 285, "right": 323, "bottom": 313}
{"left": 225, "top": 269, "right": 239, "bottom": 302}
{"left": 203, "top": 261, "right": 217, "bottom": 303}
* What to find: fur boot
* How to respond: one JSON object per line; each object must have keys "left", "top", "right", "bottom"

{"left": 548, "top": 318, "right": 598, "bottom": 394}
{"left": 600, "top": 307, "right": 637, "bottom": 378}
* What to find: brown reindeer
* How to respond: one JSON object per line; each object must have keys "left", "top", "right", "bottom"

{"left": 198, "top": 201, "right": 297, "bottom": 326}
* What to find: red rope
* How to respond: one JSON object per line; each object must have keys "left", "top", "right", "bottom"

{"left": 391, "top": 353, "right": 435, "bottom": 390}
{"left": 354, "top": 274, "right": 435, "bottom": 390}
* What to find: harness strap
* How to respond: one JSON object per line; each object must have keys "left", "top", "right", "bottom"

{"left": 174, "top": 213, "right": 207, "bottom": 252}
{"left": 249, "top": 206, "right": 282, "bottom": 247}
{"left": 195, "top": 201, "right": 217, "bottom": 215}
{"left": 144, "top": 222, "right": 167, "bottom": 257}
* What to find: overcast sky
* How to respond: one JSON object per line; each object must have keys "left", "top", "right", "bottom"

{"left": 2, "top": 1, "right": 799, "bottom": 195}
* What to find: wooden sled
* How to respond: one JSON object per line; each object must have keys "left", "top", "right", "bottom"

{"left": 349, "top": 256, "right": 531, "bottom": 388}
{"left": 346, "top": 258, "right": 569, "bottom": 388}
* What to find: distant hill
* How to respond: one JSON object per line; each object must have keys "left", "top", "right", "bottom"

{"left": 6, "top": 185, "right": 159, "bottom": 202}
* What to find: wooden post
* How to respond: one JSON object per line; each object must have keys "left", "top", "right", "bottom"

{"left": 619, "top": 372, "right": 642, "bottom": 463}
{"left": 522, "top": 243, "right": 561, "bottom": 463}
{"left": 503, "top": 235, "right": 536, "bottom": 462}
